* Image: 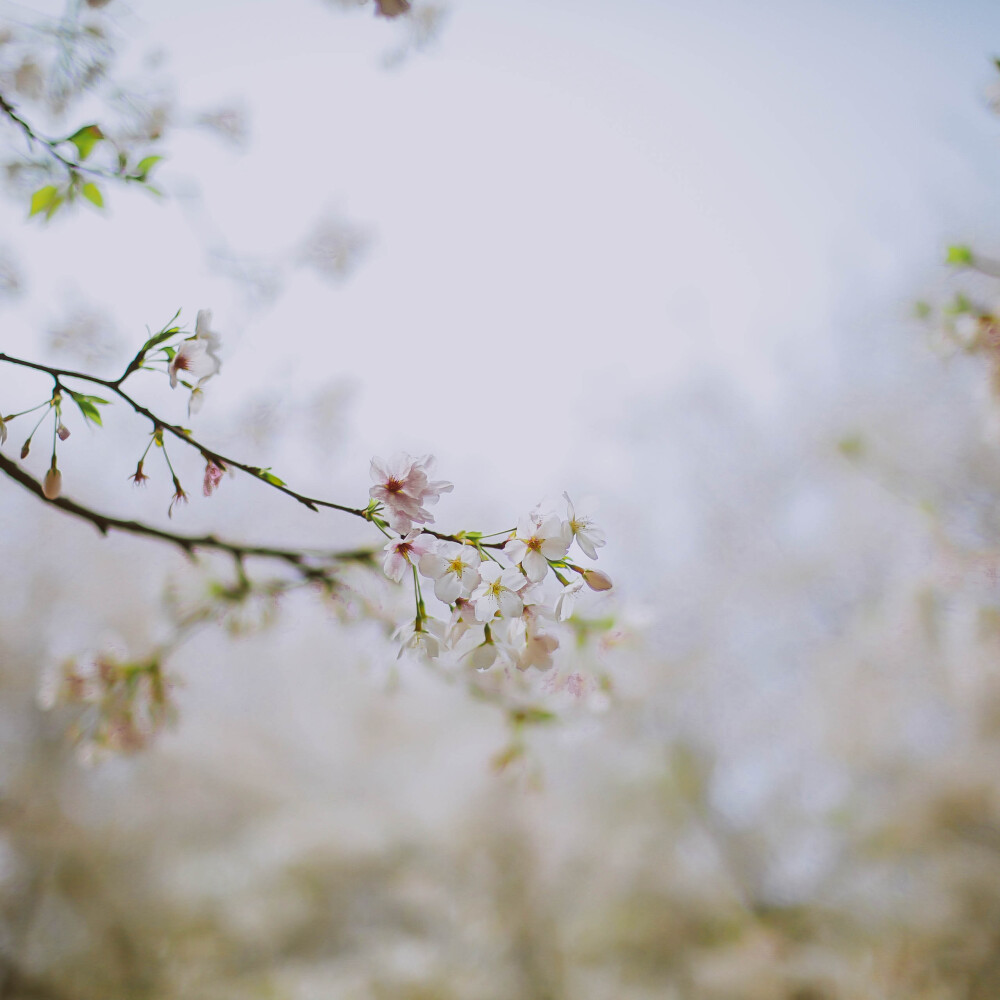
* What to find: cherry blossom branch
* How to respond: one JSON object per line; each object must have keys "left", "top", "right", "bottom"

{"left": 0, "top": 350, "right": 507, "bottom": 546}
{"left": 0, "top": 449, "right": 376, "bottom": 572}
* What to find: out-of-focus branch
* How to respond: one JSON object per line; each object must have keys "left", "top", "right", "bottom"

{"left": 0, "top": 91, "right": 123, "bottom": 182}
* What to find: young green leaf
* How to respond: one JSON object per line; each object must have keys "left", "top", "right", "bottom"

{"left": 946, "top": 244, "right": 974, "bottom": 267}
{"left": 65, "top": 124, "right": 103, "bottom": 161}
{"left": 81, "top": 182, "right": 104, "bottom": 209}
{"left": 134, "top": 155, "right": 163, "bottom": 180}
{"left": 67, "top": 390, "right": 110, "bottom": 426}
{"left": 29, "top": 185, "right": 59, "bottom": 218}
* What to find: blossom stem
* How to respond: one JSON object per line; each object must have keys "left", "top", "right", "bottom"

{"left": 3, "top": 398, "right": 53, "bottom": 421}
{"left": 0, "top": 350, "right": 506, "bottom": 549}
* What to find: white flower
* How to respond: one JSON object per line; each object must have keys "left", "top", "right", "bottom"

{"left": 445, "top": 597, "right": 478, "bottom": 645}
{"left": 418, "top": 541, "right": 480, "bottom": 603}
{"left": 393, "top": 616, "right": 445, "bottom": 660}
{"left": 554, "top": 577, "right": 585, "bottom": 621}
{"left": 369, "top": 452, "right": 453, "bottom": 534}
{"left": 466, "top": 639, "right": 500, "bottom": 672}
{"left": 470, "top": 562, "right": 528, "bottom": 621}
{"left": 169, "top": 310, "right": 222, "bottom": 414}
{"left": 382, "top": 529, "right": 436, "bottom": 583}
{"left": 503, "top": 514, "right": 570, "bottom": 583}
{"left": 563, "top": 493, "right": 606, "bottom": 560}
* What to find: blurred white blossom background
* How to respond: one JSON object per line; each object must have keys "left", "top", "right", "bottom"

{"left": 4, "top": 0, "right": 1000, "bottom": 996}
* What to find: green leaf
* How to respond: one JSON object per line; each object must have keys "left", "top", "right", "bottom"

{"left": 261, "top": 471, "right": 286, "bottom": 487}
{"left": 946, "top": 244, "right": 974, "bottom": 267}
{"left": 29, "top": 185, "right": 59, "bottom": 217}
{"left": 67, "top": 390, "right": 110, "bottom": 427}
{"left": 134, "top": 155, "right": 163, "bottom": 180}
{"left": 509, "top": 706, "right": 557, "bottom": 726}
{"left": 81, "top": 182, "right": 104, "bottom": 209}
{"left": 66, "top": 124, "right": 103, "bottom": 161}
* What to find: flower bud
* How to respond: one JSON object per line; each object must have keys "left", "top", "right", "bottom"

{"left": 43, "top": 465, "right": 62, "bottom": 500}
{"left": 583, "top": 569, "right": 613, "bottom": 592}
{"left": 0, "top": 415, "right": 6, "bottom": 446}
{"left": 20, "top": 439, "right": 30, "bottom": 459}
{"left": 57, "top": 423, "right": 70, "bottom": 441}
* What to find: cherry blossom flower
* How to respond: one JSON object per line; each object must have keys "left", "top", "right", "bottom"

{"left": 203, "top": 459, "right": 225, "bottom": 497}
{"left": 466, "top": 639, "right": 500, "bottom": 672}
{"left": 418, "top": 541, "right": 480, "bottom": 603}
{"left": 516, "top": 632, "right": 559, "bottom": 672}
{"left": 470, "top": 562, "right": 528, "bottom": 621}
{"left": 564, "top": 492, "right": 606, "bottom": 560}
{"left": 445, "top": 597, "right": 478, "bottom": 645}
{"left": 393, "top": 615, "right": 445, "bottom": 660}
{"left": 503, "top": 514, "right": 570, "bottom": 583}
{"left": 169, "top": 310, "right": 222, "bottom": 415}
{"left": 382, "top": 529, "right": 435, "bottom": 583}
{"left": 369, "top": 452, "right": 453, "bottom": 533}
{"left": 554, "top": 577, "right": 585, "bottom": 621}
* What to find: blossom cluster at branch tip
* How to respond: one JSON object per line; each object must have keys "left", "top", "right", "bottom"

{"left": 370, "top": 463, "right": 614, "bottom": 673}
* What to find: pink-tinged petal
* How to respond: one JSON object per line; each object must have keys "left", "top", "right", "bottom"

{"left": 385, "top": 509, "right": 413, "bottom": 534}
{"left": 370, "top": 456, "right": 389, "bottom": 484}
{"left": 523, "top": 549, "right": 548, "bottom": 583}
{"left": 497, "top": 589, "right": 524, "bottom": 619}
{"left": 382, "top": 550, "right": 407, "bottom": 582}
{"left": 500, "top": 567, "right": 528, "bottom": 592}
{"left": 387, "top": 452, "right": 413, "bottom": 480}
{"left": 504, "top": 539, "right": 528, "bottom": 564}
{"left": 434, "top": 574, "right": 462, "bottom": 603}
{"left": 419, "top": 553, "right": 448, "bottom": 579}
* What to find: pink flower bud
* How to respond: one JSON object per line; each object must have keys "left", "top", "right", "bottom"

{"left": 43, "top": 466, "right": 62, "bottom": 500}
{"left": 20, "top": 440, "right": 30, "bottom": 459}
{"left": 583, "top": 569, "right": 613, "bottom": 592}
{"left": 57, "top": 423, "right": 70, "bottom": 441}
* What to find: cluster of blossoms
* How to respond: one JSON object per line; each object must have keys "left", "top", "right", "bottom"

{"left": 38, "top": 650, "right": 176, "bottom": 764}
{"left": 370, "top": 453, "right": 611, "bottom": 672}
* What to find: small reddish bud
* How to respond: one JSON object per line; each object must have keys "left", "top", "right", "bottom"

{"left": 583, "top": 569, "right": 613, "bottom": 592}
{"left": 20, "top": 439, "right": 30, "bottom": 459}
{"left": 202, "top": 459, "right": 224, "bottom": 497}
{"left": 57, "top": 423, "right": 70, "bottom": 441}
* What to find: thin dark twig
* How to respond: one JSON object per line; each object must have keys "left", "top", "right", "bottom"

{"left": 0, "top": 351, "right": 507, "bottom": 547}
{"left": 0, "top": 450, "right": 376, "bottom": 569}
